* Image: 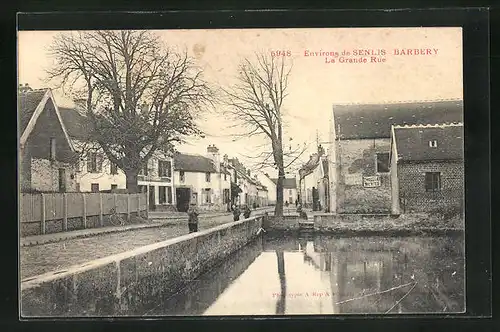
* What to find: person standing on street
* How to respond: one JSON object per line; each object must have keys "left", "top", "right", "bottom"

{"left": 187, "top": 203, "right": 199, "bottom": 233}
{"left": 243, "top": 205, "right": 251, "bottom": 219}
{"left": 233, "top": 205, "right": 241, "bottom": 221}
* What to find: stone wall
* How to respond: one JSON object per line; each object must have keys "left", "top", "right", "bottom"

{"left": 20, "top": 216, "right": 263, "bottom": 317}
{"left": 398, "top": 161, "right": 464, "bottom": 214}
{"left": 30, "top": 158, "right": 77, "bottom": 193}
{"left": 337, "top": 138, "right": 391, "bottom": 213}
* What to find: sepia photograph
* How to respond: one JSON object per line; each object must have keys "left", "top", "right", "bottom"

{"left": 18, "top": 26, "right": 465, "bottom": 317}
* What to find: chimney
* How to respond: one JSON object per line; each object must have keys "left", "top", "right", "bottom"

{"left": 206, "top": 145, "right": 220, "bottom": 173}
{"left": 18, "top": 83, "right": 33, "bottom": 94}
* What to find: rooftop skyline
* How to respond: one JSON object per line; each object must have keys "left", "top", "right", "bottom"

{"left": 18, "top": 27, "right": 463, "bottom": 177}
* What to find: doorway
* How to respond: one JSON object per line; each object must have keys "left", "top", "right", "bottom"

{"left": 149, "top": 186, "right": 155, "bottom": 211}
{"left": 176, "top": 187, "right": 191, "bottom": 212}
{"left": 58, "top": 168, "right": 66, "bottom": 192}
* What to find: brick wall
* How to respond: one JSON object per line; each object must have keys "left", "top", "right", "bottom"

{"left": 21, "top": 216, "right": 263, "bottom": 317}
{"left": 398, "top": 161, "right": 464, "bottom": 213}
{"left": 337, "top": 138, "right": 391, "bottom": 213}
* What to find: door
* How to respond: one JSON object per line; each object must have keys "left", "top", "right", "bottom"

{"left": 176, "top": 187, "right": 191, "bottom": 212}
{"left": 58, "top": 168, "right": 66, "bottom": 192}
{"left": 149, "top": 186, "right": 155, "bottom": 210}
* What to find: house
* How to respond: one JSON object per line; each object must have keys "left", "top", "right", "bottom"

{"left": 271, "top": 177, "right": 298, "bottom": 206}
{"left": 18, "top": 86, "right": 78, "bottom": 193}
{"left": 173, "top": 146, "right": 231, "bottom": 212}
{"left": 390, "top": 123, "right": 464, "bottom": 215}
{"left": 137, "top": 151, "right": 176, "bottom": 211}
{"left": 227, "top": 157, "right": 259, "bottom": 207}
{"left": 59, "top": 106, "right": 127, "bottom": 193}
{"left": 259, "top": 173, "right": 277, "bottom": 206}
{"left": 328, "top": 99, "right": 463, "bottom": 214}
{"left": 256, "top": 183, "right": 269, "bottom": 207}
{"left": 298, "top": 145, "right": 329, "bottom": 211}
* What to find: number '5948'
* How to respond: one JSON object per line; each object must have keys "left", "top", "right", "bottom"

{"left": 271, "top": 50, "right": 292, "bottom": 57}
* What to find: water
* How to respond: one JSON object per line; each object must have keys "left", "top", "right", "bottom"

{"left": 130, "top": 232, "right": 464, "bottom": 316}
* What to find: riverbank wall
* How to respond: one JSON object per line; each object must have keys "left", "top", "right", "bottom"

{"left": 20, "top": 216, "right": 263, "bottom": 317}
{"left": 266, "top": 213, "right": 463, "bottom": 235}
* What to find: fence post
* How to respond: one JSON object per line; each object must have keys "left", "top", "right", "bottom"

{"left": 137, "top": 194, "right": 141, "bottom": 218}
{"left": 40, "top": 193, "right": 46, "bottom": 235}
{"left": 63, "top": 193, "right": 68, "bottom": 231}
{"left": 114, "top": 193, "right": 117, "bottom": 216}
{"left": 99, "top": 193, "right": 104, "bottom": 227}
{"left": 82, "top": 193, "right": 87, "bottom": 229}
{"left": 127, "top": 194, "right": 131, "bottom": 222}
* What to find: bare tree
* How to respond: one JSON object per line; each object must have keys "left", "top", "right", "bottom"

{"left": 223, "top": 53, "right": 303, "bottom": 218}
{"left": 47, "top": 30, "right": 213, "bottom": 192}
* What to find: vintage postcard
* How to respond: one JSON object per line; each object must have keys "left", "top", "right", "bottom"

{"left": 18, "top": 27, "right": 465, "bottom": 317}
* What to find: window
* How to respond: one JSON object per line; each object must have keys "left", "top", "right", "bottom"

{"left": 139, "top": 162, "right": 149, "bottom": 176}
{"left": 204, "top": 188, "right": 212, "bottom": 203}
{"left": 110, "top": 162, "right": 118, "bottom": 175}
{"left": 138, "top": 185, "right": 147, "bottom": 193}
{"left": 91, "top": 183, "right": 99, "bottom": 192}
{"left": 289, "top": 189, "right": 293, "bottom": 195}
{"left": 76, "top": 183, "right": 80, "bottom": 192}
{"left": 224, "top": 172, "right": 227, "bottom": 181}
{"left": 111, "top": 184, "right": 118, "bottom": 191}
{"left": 429, "top": 140, "right": 438, "bottom": 147}
{"left": 158, "top": 160, "right": 172, "bottom": 177}
{"left": 205, "top": 172, "right": 211, "bottom": 182}
{"left": 158, "top": 186, "right": 167, "bottom": 204}
{"left": 425, "top": 172, "right": 441, "bottom": 192}
{"left": 180, "top": 171, "right": 185, "bottom": 182}
{"left": 49, "top": 138, "right": 56, "bottom": 160}
{"left": 167, "top": 186, "right": 172, "bottom": 204}
{"left": 87, "top": 153, "right": 97, "bottom": 173}
{"left": 376, "top": 153, "right": 390, "bottom": 173}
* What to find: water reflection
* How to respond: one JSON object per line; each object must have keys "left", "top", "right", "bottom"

{"left": 131, "top": 233, "right": 464, "bottom": 316}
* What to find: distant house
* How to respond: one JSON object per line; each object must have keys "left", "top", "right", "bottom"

{"left": 298, "top": 145, "right": 329, "bottom": 211}
{"left": 227, "top": 157, "right": 259, "bottom": 207}
{"left": 271, "top": 177, "right": 298, "bottom": 206}
{"left": 329, "top": 100, "right": 463, "bottom": 214}
{"left": 260, "top": 173, "right": 277, "bottom": 206}
{"left": 390, "top": 123, "right": 464, "bottom": 215}
{"left": 174, "top": 146, "right": 231, "bottom": 212}
{"left": 59, "top": 106, "right": 175, "bottom": 210}
{"left": 18, "top": 87, "right": 78, "bottom": 193}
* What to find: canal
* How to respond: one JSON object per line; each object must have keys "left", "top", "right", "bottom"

{"left": 127, "top": 232, "right": 464, "bottom": 316}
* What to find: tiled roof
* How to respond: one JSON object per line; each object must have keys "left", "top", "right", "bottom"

{"left": 59, "top": 107, "right": 94, "bottom": 140}
{"left": 393, "top": 123, "right": 463, "bottom": 162}
{"left": 174, "top": 153, "right": 217, "bottom": 173}
{"left": 18, "top": 89, "right": 47, "bottom": 135}
{"left": 271, "top": 178, "right": 297, "bottom": 189}
{"left": 334, "top": 100, "right": 463, "bottom": 140}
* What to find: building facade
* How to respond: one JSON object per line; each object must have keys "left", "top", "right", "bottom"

{"left": 19, "top": 87, "right": 78, "bottom": 193}
{"left": 173, "top": 147, "right": 231, "bottom": 212}
{"left": 390, "top": 123, "right": 464, "bottom": 215}
{"left": 260, "top": 173, "right": 277, "bottom": 206}
{"left": 329, "top": 100, "right": 464, "bottom": 214}
{"left": 271, "top": 178, "right": 298, "bottom": 206}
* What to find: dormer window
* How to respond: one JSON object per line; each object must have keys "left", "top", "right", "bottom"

{"left": 429, "top": 140, "right": 438, "bottom": 148}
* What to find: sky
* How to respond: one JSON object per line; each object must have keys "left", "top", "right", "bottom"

{"left": 18, "top": 27, "right": 463, "bottom": 178}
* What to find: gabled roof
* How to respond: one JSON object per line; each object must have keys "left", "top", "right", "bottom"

{"left": 18, "top": 88, "right": 75, "bottom": 152}
{"left": 174, "top": 153, "right": 217, "bottom": 173}
{"left": 271, "top": 178, "right": 297, "bottom": 189}
{"left": 392, "top": 123, "right": 463, "bottom": 162}
{"left": 59, "top": 107, "right": 94, "bottom": 140}
{"left": 333, "top": 100, "right": 463, "bottom": 140}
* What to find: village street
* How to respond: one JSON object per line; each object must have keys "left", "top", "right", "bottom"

{"left": 20, "top": 207, "right": 275, "bottom": 279}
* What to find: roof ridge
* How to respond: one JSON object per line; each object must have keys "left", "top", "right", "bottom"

{"left": 393, "top": 122, "right": 463, "bottom": 129}
{"left": 333, "top": 98, "right": 463, "bottom": 106}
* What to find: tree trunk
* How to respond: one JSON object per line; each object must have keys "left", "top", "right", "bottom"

{"left": 124, "top": 169, "right": 139, "bottom": 193}
{"left": 275, "top": 169, "right": 284, "bottom": 218}
{"left": 275, "top": 250, "right": 286, "bottom": 315}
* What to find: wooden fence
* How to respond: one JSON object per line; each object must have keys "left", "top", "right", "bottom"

{"left": 19, "top": 193, "right": 148, "bottom": 236}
